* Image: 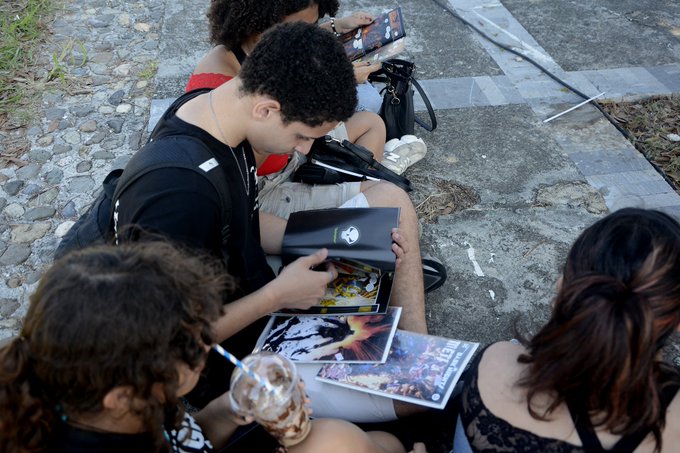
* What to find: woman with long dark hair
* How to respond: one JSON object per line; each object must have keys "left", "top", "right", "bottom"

{"left": 0, "top": 242, "right": 407, "bottom": 452}
{"left": 455, "top": 208, "right": 680, "bottom": 452}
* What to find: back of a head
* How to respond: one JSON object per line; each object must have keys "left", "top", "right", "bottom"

{"left": 519, "top": 208, "right": 680, "bottom": 449}
{"left": 239, "top": 22, "right": 357, "bottom": 126}
{"left": 0, "top": 242, "right": 230, "bottom": 452}
{"left": 207, "top": 0, "right": 340, "bottom": 50}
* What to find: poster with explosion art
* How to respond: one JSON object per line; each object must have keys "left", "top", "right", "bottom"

{"left": 255, "top": 307, "right": 401, "bottom": 363}
{"left": 316, "top": 331, "right": 479, "bottom": 409}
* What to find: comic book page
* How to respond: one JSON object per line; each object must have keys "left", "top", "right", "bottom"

{"left": 316, "top": 330, "right": 479, "bottom": 408}
{"left": 340, "top": 7, "right": 405, "bottom": 61}
{"left": 275, "top": 266, "right": 393, "bottom": 316}
{"left": 254, "top": 307, "right": 402, "bottom": 363}
{"left": 355, "top": 38, "right": 406, "bottom": 64}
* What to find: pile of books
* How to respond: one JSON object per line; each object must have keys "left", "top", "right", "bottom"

{"left": 257, "top": 207, "right": 478, "bottom": 409}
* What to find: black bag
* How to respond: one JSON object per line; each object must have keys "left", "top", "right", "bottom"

{"left": 369, "top": 58, "right": 437, "bottom": 140}
{"left": 293, "top": 136, "right": 413, "bottom": 192}
{"left": 55, "top": 91, "right": 233, "bottom": 260}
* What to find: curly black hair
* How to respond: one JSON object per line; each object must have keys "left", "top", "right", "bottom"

{"left": 0, "top": 242, "right": 231, "bottom": 453}
{"left": 240, "top": 22, "right": 357, "bottom": 126}
{"left": 207, "top": 0, "right": 340, "bottom": 50}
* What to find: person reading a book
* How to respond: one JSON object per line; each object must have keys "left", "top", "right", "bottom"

{"left": 115, "top": 23, "right": 426, "bottom": 423}
{"left": 455, "top": 208, "right": 680, "bottom": 453}
{"left": 0, "top": 242, "right": 410, "bottom": 453}
{"left": 185, "top": 2, "right": 429, "bottom": 334}
{"left": 188, "top": 0, "right": 386, "bottom": 167}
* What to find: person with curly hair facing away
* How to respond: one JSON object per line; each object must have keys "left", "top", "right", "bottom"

{"left": 115, "top": 23, "right": 426, "bottom": 424}
{"left": 0, "top": 241, "right": 411, "bottom": 453}
{"left": 454, "top": 208, "right": 680, "bottom": 453}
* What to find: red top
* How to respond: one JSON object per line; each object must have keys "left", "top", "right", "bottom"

{"left": 185, "top": 73, "right": 289, "bottom": 176}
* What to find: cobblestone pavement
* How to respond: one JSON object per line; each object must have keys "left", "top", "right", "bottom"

{"left": 0, "top": 0, "right": 165, "bottom": 340}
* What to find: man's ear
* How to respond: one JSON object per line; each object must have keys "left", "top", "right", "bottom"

{"left": 252, "top": 98, "right": 281, "bottom": 120}
{"left": 102, "top": 386, "right": 134, "bottom": 414}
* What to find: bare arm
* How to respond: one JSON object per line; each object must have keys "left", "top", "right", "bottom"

{"left": 320, "top": 12, "right": 375, "bottom": 34}
{"left": 290, "top": 419, "right": 405, "bottom": 453}
{"left": 192, "top": 392, "right": 253, "bottom": 450}
{"left": 259, "top": 211, "right": 288, "bottom": 255}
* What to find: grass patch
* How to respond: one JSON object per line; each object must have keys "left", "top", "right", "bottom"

{"left": 601, "top": 95, "right": 680, "bottom": 192}
{"left": 138, "top": 60, "right": 158, "bottom": 81}
{"left": 0, "top": 0, "right": 54, "bottom": 120}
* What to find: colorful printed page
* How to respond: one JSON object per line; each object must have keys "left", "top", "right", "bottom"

{"left": 355, "top": 38, "right": 406, "bottom": 64}
{"left": 275, "top": 268, "right": 393, "bottom": 316}
{"left": 316, "top": 330, "right": 479, "bottom": 409}
{"left": 341, "top": 7, "right": 406, "bottom": 61}
{"left": 254, "top": 307, "right": 401, "bottom": 364}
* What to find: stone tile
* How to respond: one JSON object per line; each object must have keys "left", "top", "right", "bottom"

{"left": 645, "top": 64, "right": 680, "bottom": 92}
{"left": 569, "top": 149, "right": 652, "bottom": 176}
{"left": 147, "top": 98, "right": 174, "bottom": 132}
{"left": 474, "top": 76, "right": 509, "bottom": 106}
{"left": 581, "top": 67, "right": 672, "bottom": 98}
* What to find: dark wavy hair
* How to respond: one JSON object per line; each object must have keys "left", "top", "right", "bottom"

{"left": 207, "top": 0, "right": 340, "bottom": 49}
{"left": 239, "top": 22, "right": 356, "bottom": 126}
{"left": 517, "top": 208, "right": 680, "bottom": 451}
{"left": 0, "top": 242, "right": 232, "bottom": 453}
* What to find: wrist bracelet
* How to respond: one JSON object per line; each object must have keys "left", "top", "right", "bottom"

{"left": 330, "top": 17, "right": 339, "bottom": 36}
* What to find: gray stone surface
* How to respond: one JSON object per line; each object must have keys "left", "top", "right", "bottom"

{"left": 501, "top": 0, "right": 680, "bottom": 71}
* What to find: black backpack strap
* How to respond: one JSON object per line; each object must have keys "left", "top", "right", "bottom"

{"left": 111, "top": 136, "right": 233, "bottom": 260}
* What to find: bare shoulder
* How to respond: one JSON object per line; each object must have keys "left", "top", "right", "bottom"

{"left": 193, "top": 45, "right": 239, "bottom": 77}
{"left": 479, "top": 341, "right": 526, "bottom": 378}
{"left": 477, "top": 341, "right": 528, "bottom": 405}
{"left": 659, "top": 391, "right": 680, "bottom": 452}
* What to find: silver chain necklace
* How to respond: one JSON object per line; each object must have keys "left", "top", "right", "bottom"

{"left": 208, "top": 90, "right": 250, "bottom": 196}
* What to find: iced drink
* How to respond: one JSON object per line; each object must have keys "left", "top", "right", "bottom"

{"left": 229, "top": 352, "right": 311, "bottom": 447}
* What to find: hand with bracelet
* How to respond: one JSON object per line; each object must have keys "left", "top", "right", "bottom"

{"left": 327, "top": 11, "right": 374, "bottom": 35}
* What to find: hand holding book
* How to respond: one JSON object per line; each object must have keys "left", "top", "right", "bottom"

{"left": 270, "top": 248, "right": 338, "bottom": 312}
{"left": 353, "top": 60, "right": 382, "bottom": 84}
{"left": 332, "top": 11, "right": 375, "bottom": 35}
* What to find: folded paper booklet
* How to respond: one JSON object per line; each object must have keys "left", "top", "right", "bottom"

{"left": 254, "top": 307, "right": 401, "bottom": 364}
{"left": 316, "top": 330, "right": 479, "bottom": 409}
{"left": 278, "top": 207, "right": 399, "bottom": 315}
{"left": 341, "top": 7, "right": 406, "bottom": 62}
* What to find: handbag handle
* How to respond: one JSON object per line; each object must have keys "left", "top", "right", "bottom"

{"left": 369, "top": 59, "right": 437, "bottom": 133}
{"left": 411, "top": 77, "right": 437, "bottom": 132}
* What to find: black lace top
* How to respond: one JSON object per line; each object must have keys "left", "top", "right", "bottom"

{"left": 459, "top": 347, "right": 680, "bottom": 453}
{"left": 459, "top": 348, "right": 586, "bottom": 453}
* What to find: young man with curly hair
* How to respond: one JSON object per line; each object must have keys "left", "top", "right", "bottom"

{"left": 189, "top": 0, "right": 429, "bottom": 335}
{"left": 114, "top": 23, "right": 425, "bottom": 423}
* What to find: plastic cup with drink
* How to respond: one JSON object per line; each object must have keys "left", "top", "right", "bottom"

{"left": 226, "top": 350, "right": 311, "bottom": 447}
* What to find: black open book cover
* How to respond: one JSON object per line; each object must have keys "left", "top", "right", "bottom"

{"left": 279, "top": 208, "right": 399, "bottom": 315}
{"left": 340, "top": 7, "right": 406, "bottom": 62}
{"left": 282, "top": 208, "right": 399, "bottom": 270}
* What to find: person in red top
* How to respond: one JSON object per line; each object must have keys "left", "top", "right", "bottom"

{"left": 187, "top": 1, "right": 386, "bottom": 180}
{"left": 184, "top": 3, "right": 430, "bottom": 414}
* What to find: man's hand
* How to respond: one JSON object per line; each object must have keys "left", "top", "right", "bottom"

{"left": 391, "top": 227, "right": 408, "bottom": 268}
{"left": 336, "top": 11, "right": 374, "bottom": 33}
{"left": 269, "top": 248, "right": 337, "bottom": 311}
{"left": 353, "top": 60, "right": 381, "bottom": 84}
